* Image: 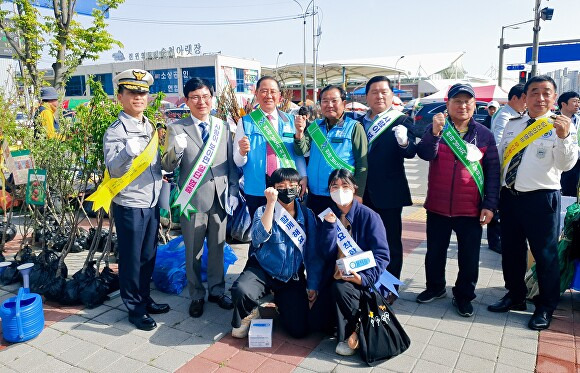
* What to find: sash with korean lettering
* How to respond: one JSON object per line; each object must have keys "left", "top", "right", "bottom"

{"left": 501, "top": 116, "right": 554, "bottom": 169}
{"left": 248, "top": 109, "right": 296, "bottom": 169}
{"left": 317, "top": 208, "right": 363, "bottom": 257}
{"left": 366, "top": 110, "right": 404, "bottom": 145}
{"left": 441, "top": 120, "right": 484, "bottom": 197}
{"left": 87, "top": 130, "right": 158, "bottom": 214}
{"left": 274, "top": 202, "right": 306, "bottom": 253}
{"left": 307, "top": 122, "right": 355, "bottom": 173}
{"left": 172, "top": 117, "right": 224, "bottom": 220}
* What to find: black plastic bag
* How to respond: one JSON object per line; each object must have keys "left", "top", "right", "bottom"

{"left": 78, "top": 261, "right": 109, "bottom": 308}
{"left": 29, "top": 250, "right": 67, "bottom": 295}
{"left": 44, "top": 276, "right": 67, "bottom": 302}
{"left": 358, "top": 285, "right": 411, "bottom": 366}
{"left": 60, "top": 278, "right": 83, "bottom": 305}
{"left": 0, "top": 223, "right": 17, "bottom": 243}
{"left": 0, "top": 262, "right": 19, "bottom": 285}
{"left": 100, "top": 266, "right": 119, "bottom": 293}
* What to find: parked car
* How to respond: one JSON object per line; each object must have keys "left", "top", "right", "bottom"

{"left": 408, "top": 101, "right": 489, "bottom": 137}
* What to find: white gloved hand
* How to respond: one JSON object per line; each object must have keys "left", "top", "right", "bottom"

{"left": 393, "top": 125, "right": 408, "bottom": 147}
{"left": 174, "top": 133, "right": 188, "bottom": 153}
{"left": 125, "top": 138, "right": 142, "bottom": 157}
{"left": 229, "top": 195, "right": 239, "bottom": 211}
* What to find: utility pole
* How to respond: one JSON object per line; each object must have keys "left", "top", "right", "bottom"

{"left": 530, "top": 0, "right": 542, "bottom": 77}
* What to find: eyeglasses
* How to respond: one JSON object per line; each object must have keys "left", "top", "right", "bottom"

{"left": 321, "top": 98, "right": 342, "bottom": 106}
{"left": 258, "top": 89, "right": 280, "bottom": 96}
{"left": 187, "top": 94, "right": 212, "bottom": 102}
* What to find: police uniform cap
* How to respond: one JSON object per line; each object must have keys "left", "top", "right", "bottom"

{"left": 113, "top": 69, "right": 154, "bottom": 93}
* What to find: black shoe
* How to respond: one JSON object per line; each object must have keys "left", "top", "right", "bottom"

{"left": 208, "top": 294, "right": 234, "bottom": 310}
{"left": 487, "top": 296, "right": 527, "bottom": 313}
{"left": 189, "top": 299, "right": 205, "bottom": 318}
{"left": 146, "top": 301, "right": 170, "bottom": 314}
{"left": 452, "top": 297, "right": 474, "bottom": 317}
{"left": 416, "top": 288, "right": 446, "bottom": 303}
{"left": 128, "top": 314, "right": 157, "bottom": 331}
{"left": 528, "top": 310, "right": 552, "bottom": 330}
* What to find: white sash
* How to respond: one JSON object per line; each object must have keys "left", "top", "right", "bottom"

{"left": 366, "top": 110, "right": 405, "bottom": 144}
{"left": 318, "top": 208, "right": 364, "bottom": 257}
{"left": 172, "top": 117, "right": 224, "bottom": 219}
{"left": 275, "top": 202, "right": 306, "bottom": 253}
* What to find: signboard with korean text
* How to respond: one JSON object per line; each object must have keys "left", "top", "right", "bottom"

{"left": 182, "top": 67, "right": 216, "bottom": 90}
{"left": 150, "top": 69, "right": 179, "bottom": 94}
{"left": 26, "top": 169, "right": 47, "bottom": 206}
{"left": 2, "top": 141, "right": 34, "bottom": 185}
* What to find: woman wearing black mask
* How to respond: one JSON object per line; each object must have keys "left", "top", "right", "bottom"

{"left": 230, "top": 168, "right": 319, "bottom": 339}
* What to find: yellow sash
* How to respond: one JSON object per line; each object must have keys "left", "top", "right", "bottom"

{"left": 87, "top": 131, "right": 159, "bottom": 213}
{"left": 501, "top": 117, "right": 554, "bottom": 169}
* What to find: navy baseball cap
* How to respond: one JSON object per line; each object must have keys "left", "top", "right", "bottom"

{"left": 447, "top": 83, "right": 475, "bottom": 99}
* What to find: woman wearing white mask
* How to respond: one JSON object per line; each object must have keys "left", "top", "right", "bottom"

{"left": 309, "top": 168, "right": 390, "bottom": 357}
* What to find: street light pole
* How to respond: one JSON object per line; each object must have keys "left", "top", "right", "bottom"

{"left": 292, "top": 0, "right": 314, "bottom": 104}
{"left": 531, "top": 0, "right": 542, "bottom": 77}
{"left": 498, "top": 19, "right": 533, "bottom": 87}
{"left": 275, "top": 51, "right": 283, "bottom": 81}
{"left": 394, "top": 55, "right": 404, "bottom": 91}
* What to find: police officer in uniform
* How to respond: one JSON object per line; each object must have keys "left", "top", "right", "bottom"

{"left": 488, "top": 76, "right": 578, "bottom": 330}
{"left": 104, "top": 69, "right": 169, "bottom": 331}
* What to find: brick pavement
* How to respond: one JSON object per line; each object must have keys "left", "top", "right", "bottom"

{"left": 0, "top": 205, "right": 578, "bottom": 372}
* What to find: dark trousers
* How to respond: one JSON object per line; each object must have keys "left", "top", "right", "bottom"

{"left": 364, "top": 199, "right": 404, "bottom": 285}
{"left": 230, "top": 256, "right": 310, "bottom": 338}
{"left": 332, "top": 280, "right": 364, "bottom": 341}
{"left": 487, "top": 211, "right": 502, "bottom": 252}
{"left": 308, "top": 284, "right": 337, "bottom": 335}
{"left": 245, "top": 194, "right": 267, "bottom": 221}
{"left": 425, "top": 211, "right": 482, "bottom": 301}
{"left": 500, "top": 188, "right": 561, "bottom": 312}
{"left": 113, "top": 203, "right": 160, "bottom": 316}
{"left": 561, "top": 159, "right": 580, "bottom": 197}
{"left": 306, "top": 192, "right": 334, "bottom": 217}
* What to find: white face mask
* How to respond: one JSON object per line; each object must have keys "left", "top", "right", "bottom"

{"left": 331, "top": 188, "right": 354, "bottom": 206}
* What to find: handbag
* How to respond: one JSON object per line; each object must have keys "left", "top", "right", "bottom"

{"left": 357, "top": 284, "right": 411, "bottom": 365}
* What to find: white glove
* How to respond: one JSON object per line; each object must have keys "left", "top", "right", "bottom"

{"left": 174, "top": 133, "right": 188, "bottom": 153}
{"left": 393, "top": 125, "right": 408, "bottom": 147}
{"left": 125, "top": 138, "right": 142, "bottom": 157}
{"left": 229, "top": 195, "right": 239, "bottom": 211}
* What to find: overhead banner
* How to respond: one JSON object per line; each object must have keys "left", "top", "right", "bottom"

{"left": 5, "top": 1, "right": 110, "bottom": 18}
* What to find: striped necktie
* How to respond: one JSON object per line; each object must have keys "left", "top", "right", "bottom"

{"left": 199, "top": 121, "right": 209, "bottom": 143}
{"left": 505, "top": 118, "right": 535, "bottom": 189}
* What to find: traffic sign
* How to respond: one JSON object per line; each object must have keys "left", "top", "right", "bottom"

{"left": 507, "top": 65, "right": 526, "bottom": 71}
{"left": 525, "top": 43, "right": 580, "bottom": 64}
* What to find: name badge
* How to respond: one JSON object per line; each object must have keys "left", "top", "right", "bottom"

{"left": 330, "top": 137, "right": 344, "bottom": 143}
{"left": 282, "top": 132, "right": 294, "bottom": 138}
{"left": 536, "top": 147, "right": 546, "bottom": 159}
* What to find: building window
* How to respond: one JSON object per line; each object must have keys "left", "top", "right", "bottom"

{"left": 150, "top": 69, "right": 179, "bottom": 94}
{"left": 93, "top": 73, "right": 114, "bottom": 95}
{"left": 182, "top": 66, "right": 215, "bottom": 91}
{"left": 65, "top": 75, "right": 86, "bottom": 96}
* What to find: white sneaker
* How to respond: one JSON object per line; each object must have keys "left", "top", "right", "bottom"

{"left": 335, "top": 341, "right": 357, "bottom": 356}
{"left": 231, "top": 308, "right": 259, "bottom": 339}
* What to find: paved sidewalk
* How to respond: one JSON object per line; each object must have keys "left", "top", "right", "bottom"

{"left": 0, "top": 204, "right": 578, "bottom": 372}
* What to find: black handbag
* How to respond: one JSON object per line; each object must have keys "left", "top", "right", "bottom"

{"left": 357, "top": 284, "right": 411, "bottom": 365}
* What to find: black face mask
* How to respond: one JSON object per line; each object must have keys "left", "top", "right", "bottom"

{"left": 277, "top": 187, "right": 300, "bottom": 204}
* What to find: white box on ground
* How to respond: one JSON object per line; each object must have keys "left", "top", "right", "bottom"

{"left": 248, "top": 319, "right": 273, "bottom": 348}
{"left": 336, "top": 250, "right": 376, "bottom": 275}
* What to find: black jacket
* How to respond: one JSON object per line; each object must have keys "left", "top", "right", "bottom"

{"left": 349, "top": 111, "right": 417, "bottom": 209}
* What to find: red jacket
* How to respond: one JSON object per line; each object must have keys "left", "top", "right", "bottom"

{"left": 417, "top": 119, "right": 500, "bottom": 217}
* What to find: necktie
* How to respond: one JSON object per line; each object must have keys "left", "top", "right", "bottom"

{"left": 265, "top": 114, "right": 277, "bottom": 176}
{"left": 505, "top": 118, "right": 535, "bottom": 189}
{"left": 199, "top": 121, "right": 209, "bottom": 143}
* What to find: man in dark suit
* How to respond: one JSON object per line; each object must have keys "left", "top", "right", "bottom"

{"left": 162, "top": 77, "right": 239, "bottom": 318}
{"left": 349, "top": 76, "right": 417, "bottom": 303}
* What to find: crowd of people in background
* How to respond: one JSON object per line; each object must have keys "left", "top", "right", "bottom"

{"left": 101, "top": 67, "right": 579, "bottom": 359}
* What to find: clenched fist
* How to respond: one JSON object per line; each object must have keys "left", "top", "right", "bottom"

{"left": 553, "top": 115, "right": 572, "bottom": 139}
{"left": 432, "top": 112, "right": 446, "bottom": 136}
{"left": 264, "top": 187, "right": 279, "bottom": 205}
{"left": 294, "top": 115, "right": 307, "bottom": 139}
{"left": 238, "top": 136, "right": 250, "bottom": 156}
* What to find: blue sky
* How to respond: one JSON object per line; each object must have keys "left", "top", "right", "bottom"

{"left": 5, "top": 0, "right": 580, "bottom": 80}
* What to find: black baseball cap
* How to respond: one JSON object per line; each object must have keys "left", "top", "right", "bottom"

{"left": 447, "top": 83, "right": 475, "bottom": 99}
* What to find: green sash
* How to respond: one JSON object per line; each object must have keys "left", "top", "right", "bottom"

{"left": 248, "top": 110, "right": 296, "bottom": 169}
{"left": 307, "top": 121, "right": 355, "bottom": 173}
{"left": 441, "top": 120, "right": 484, "bottom": 197}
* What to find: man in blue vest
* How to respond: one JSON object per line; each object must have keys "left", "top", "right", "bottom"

{"left": 294, "top": 85, "right": 368, "bottom": 215}
{"left": 233, "top": 76, "right": 307, "bottom": 219}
